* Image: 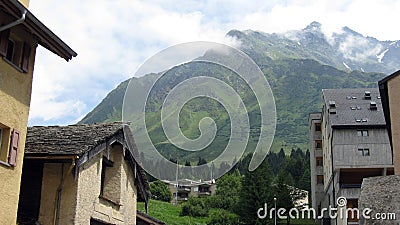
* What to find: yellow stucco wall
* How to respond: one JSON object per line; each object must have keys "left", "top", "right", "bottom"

{"left": 18, "top": 0, "right": 30, "bottom": 8}
{"left": 0, "top": 25, "right": 36, "bottom": 224}
{"left": 388, "top": 77, "right": 400, "bottom": 174}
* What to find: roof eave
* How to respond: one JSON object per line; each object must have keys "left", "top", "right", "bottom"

{"left": 2, "top": 0, "right": 77, "bottom": 61}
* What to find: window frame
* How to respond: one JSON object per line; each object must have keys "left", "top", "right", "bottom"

{"left": 315, "top": 123, "right": 321, "bottom": 131}
{"left": 315, "top": 140, "right": 322, "bottom": 149}
{"left": 316, "top": 157, "right": 323, "bottom": 167}
{"left": 317, "top": 175, "right": 324, "bottom": 184}
{"left": 358, "top": 148, "right": 370, "bottom": 156}
{"left": 357, "top": 130, "right": 369, "bottom": 137}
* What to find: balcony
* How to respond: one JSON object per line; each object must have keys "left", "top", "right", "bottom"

{"left": 198, "top": 191, "right": 211, "bottom": 196}
{"left": 178, "top": 187, "right": 191, "bottom": 192}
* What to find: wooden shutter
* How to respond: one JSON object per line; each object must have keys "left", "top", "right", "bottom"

{"left": 0, "top": 29, "right": 10, "bottom": 57}
{"left": 21, "top": 42, "right": 31, "bottom": 73}
{"left": 8, "top": 129, "right": 20, "bottom": 167}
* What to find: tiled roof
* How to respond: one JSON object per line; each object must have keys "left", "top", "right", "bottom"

{"left": 26, "top": 122, "right": 125, "bottom": 155}
{"left": 322, "top": 88, "right": 386, "bottom": 127}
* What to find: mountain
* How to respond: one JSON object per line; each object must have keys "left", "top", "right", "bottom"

{"left": 79, "top": 22, "right": 393, "bottom": 162}
{"left": 229, "top": 21, "right": 400, "bottom": 74}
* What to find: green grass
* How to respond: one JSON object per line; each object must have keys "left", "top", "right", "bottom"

{"left": 138, "top": 199, "right": 210, "bottom": 225}
{"left": 138, "top": 199, "right": 317, "bottom": 225}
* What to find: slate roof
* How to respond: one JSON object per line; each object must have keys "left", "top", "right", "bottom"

{"left": 322, "top": 88, "right": 386, "bottom": 127}
{"left": 25, "top": 122, "right": 150, "bottom": 200}
{"left": 26, "top": 122, "right": 125, "bottom": 155}
{"left": 136, "top": 210, "right": 166, "bottom": 225}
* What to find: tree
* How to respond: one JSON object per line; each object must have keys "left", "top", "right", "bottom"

{"left": 208, "top": 169, "right": 242, "bottom": 212}
{"left": 274, "top": 172, "right": 295, "bottom": 225}
{"left": 150, "top": 180, "right": 172, "bottom": 202}
{"left": 237, "top": 161, "right": 274, "bottom": 225}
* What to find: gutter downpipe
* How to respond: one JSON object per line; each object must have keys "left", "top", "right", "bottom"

{"left": 53, "top": 158, "right": 76, "bottom": 225}
{"left": 0, "top": 9, "right": 27, "bottom": 32}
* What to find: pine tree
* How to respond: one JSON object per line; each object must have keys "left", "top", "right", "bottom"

{"left": 238, "top": 161, "right": 274, "bottom": 225}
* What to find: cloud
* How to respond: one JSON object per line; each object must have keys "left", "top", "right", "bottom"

{"left": 27, "top": 0, "right": 400, "bottom": 125}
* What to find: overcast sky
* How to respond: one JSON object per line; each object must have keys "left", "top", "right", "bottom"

{"left": 27, "top": 0, "right": 400, "bottom": 126}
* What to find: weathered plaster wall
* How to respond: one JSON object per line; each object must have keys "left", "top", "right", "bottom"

{"left": 0, "top": 22, "right": 36, "bottom": 224}
{"left": 75, "top": 145, "right": 137, "bottom": 224}
{"left": 38, "top": 163, "right": 77, "bottom": 225}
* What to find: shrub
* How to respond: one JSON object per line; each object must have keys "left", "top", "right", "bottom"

{"left": 208, "top": 209, "right": 239, "bottom": 225}
{"left": 150, "top": 180, "right": 172, "bottom": 202}
{"left": 180, "top": 197, "right": 209, "bottom": 217}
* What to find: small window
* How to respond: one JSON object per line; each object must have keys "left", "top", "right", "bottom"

{"left": 0, "top": 125, "right": 12, "bottom": 163}
{"left": 0, "top": 29, "right": 31, "bottom": 73}
{"left": 316, "top": 157, "right": 323, "bottom": 166}
{"left": 315, "top": 123, "right": 321, "bottom": 131}
{"left": 358, "top": 148, "right": 370, "bottom": 156}
{"left": 317, "top": 175, "right": 324, "bottom": 184}
{"left": 357, "top": 130, "right": 368, "bottom": 136}
{"left": 315, "top": 140, "right": 322, "bottom": 149}
{"left": 5, "top": 39, "right": 14, "bottom": 61}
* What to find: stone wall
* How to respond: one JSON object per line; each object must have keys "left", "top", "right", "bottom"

{"left": 359, "top": 175, "right": 400, "bottom": 225}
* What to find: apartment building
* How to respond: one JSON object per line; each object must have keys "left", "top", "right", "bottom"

{"left": 309, "top": 88, "right": 394, "bottom": 225}
{"left": 163, "top": 179, "right": 216, "bottom": 203}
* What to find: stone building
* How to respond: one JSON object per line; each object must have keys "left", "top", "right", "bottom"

{"left": 18, "top": 122, "right": 150, "bottom": 225}
{"left": 309, "top": 88, "right": 394, "bottom": 225}
{"left": 0, "top": 0, "right": 76, "bottom": 223}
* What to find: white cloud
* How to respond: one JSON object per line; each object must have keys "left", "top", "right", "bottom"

{"left": 27, "top": 0, "right": 400, "bottom": 125}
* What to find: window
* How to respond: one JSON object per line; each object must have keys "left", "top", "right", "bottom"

{"left": 316, "top": 157, "right": 323, "bottom": 166}
{"left": 100, "top": 157, "right": 113, "bottom": 196}
{"left": 0, "top": 125, "right": 18, "bottom": 166}
{"left": 315, "top": 123, "right": 321, "bottom": 131}
{"left": 317, "top": 175, "right": 324, "bottom": 184}
{"left": 358, "top": 148, "right": 370, "bottom": 156}
{"left": 0, "top": 29, "right": 31, "bottom": 73}
{"left": 315, "top": 140, "right": 322, "bottom": 149}
{"left": 99, "top": 155, "right": 121, "bottom": 205}
{"left": 357, "top": 130, "right": 368, "bottom": 137}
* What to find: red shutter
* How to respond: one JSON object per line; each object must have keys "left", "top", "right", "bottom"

{"left": 21, "top": 43, "right": 31, "bottom": 73}
{"left": 8, "top": 129, "right": 20, "bottom": 167}
{"left": 0, "top": 29, "right": 10, "bottom": 57}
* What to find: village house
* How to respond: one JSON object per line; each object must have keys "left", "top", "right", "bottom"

{"left": 0, "top": 0, "right": 76, "bottom": 223}
{"left": 309, "top": 88, "right": 394, "bottom": 225}
{"left": 18, "top": 122, "right": 150, "bottom": 225}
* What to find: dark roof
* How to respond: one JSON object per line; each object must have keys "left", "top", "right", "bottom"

{"left": 25, "top": 122, "right": 150, "bottom": 201}
{"left": 26, "top": 122, "right": 125, "bottom": 155}
{"left": 322, "top": 88, "right": 386, "bottom": 127}
{"left": 0, "top": 0, "right": 77, "bottom": 61}
{"left": 136, "top": 210, "right": 166, "bottom": 225}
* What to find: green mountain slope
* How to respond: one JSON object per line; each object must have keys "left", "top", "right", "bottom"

{"left": 79, "top": 57, "right": 384, "bottom": 162}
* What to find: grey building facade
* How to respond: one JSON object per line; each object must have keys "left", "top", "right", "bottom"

{"left": 309, "top": 89, "right": 394, "bottom": 225}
